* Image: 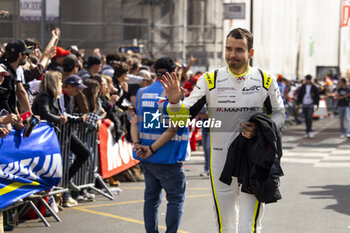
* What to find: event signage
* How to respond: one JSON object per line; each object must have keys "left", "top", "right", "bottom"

{"left": 0, "top": 123, "right": 62, "bottom": 210}
{"left": 98, "top": 119, "right": 139, "bottom": 179}
{"left": 223, "top": 3, "right": 246, "bottom": 19}
{"left": 118, "top": 46, "right": 142, "bottom": 54}
{"left": 20, "top": 0, "right": 60, "bottom": 21}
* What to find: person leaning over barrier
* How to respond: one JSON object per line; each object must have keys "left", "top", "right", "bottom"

{"left": 31, "top": 71, "right": 77, "bottom": 207}
{"left": 60, "top": 74, "right": 96, "bottom": 203}
{"left": 32, "top": 71, "right": 67, "bottom": 126}
{"left": 161, "top": 28, "right": 285, "bottom": 233}
{"left": 131, "top": 57, "right": 189, "bottom": 233}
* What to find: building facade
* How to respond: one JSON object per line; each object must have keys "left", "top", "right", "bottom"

{"left": 0, "top": 0, "right": 348, "bottom": 78}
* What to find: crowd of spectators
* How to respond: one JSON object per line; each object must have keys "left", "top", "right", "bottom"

{"left": 276, "top": 73, "right": 350, "bottom": 138}
{"left": 0, "top": 28, "right": 198, "bottom": 210}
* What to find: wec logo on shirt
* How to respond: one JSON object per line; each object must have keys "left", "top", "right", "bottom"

{"left": 242, "top": 85, "right": 261, "bottom": 92}
{"left": 242, "top": 85, "right": 261, "bottom": 95}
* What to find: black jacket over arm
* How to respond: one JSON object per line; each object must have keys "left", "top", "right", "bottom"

{"left": 219, "top": 113, "right": 284, "bottom": 203}
{"left": 32, "top": 92, "right": 62, "bottom": 124}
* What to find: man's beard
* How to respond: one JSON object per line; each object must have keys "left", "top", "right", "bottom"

{"left": 227, "top": 59, "right": 245, "bottom": 70}
{"left": 19, "top": 57, "right": 26, "bottom": 66}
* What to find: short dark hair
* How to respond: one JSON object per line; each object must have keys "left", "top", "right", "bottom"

{"left": 63, "top": 54, "right": 79, "bottom": 72}
{"left": 305, "top": 74, "right": 312, "bottom": 80}
{"left": 226, "top": 28, "right": 254, "bottom": 51}
{"left": 87, "top": 55, "right": 102, "bottom": 68}
{"left": 2, "top": 52, "right": 20, "bottom": 63}
{"left": 113, "top": 62, "right": 129, "bottom": 78}
{"left": 153, "top": 57, "right": 176, "bottom": 75}
{"left": 106, "top": 53, "right": 121, "bottom": 65}
{"left": 142, "top": 57, "right": 156, "bottom": 67}
{"left": 340, "top": 78, "right": 347, "bottom": 84}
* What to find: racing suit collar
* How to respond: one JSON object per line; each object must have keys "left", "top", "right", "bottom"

{"left": 228, "top": 66, "right": 250, "bottom": 78}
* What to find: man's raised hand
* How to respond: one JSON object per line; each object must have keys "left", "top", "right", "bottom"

{"left": 160, "top": 72, "right": 185, "bottom": 104}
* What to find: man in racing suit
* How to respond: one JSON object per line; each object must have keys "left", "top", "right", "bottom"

{"left": 161, "top": 28, "right": 285, "bottom": 233}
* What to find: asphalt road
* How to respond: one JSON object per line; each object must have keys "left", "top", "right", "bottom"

{"left": 11, "top": 116, "right": 350, "bottom": 233}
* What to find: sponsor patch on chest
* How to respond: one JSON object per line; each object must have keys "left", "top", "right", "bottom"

{"left": 242, "top": 85, "right": 261, "bottom": 95}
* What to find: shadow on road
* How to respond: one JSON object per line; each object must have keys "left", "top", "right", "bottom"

{"left": 301, "top": 185, "right": 350, "bottom": 216}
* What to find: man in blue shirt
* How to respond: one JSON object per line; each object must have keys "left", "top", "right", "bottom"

{"left": 131, "top": 57, "right": 189, "bottom": 233}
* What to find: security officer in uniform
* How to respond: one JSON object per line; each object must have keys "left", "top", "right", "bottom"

{"left": 130, "top": 57, "right": 189, "bottom": 233}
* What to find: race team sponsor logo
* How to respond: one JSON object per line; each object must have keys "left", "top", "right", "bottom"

{"left": 218, "top": 100, "right": 236, "bottom": 104}
{"left": 218, "top": 87, "right": 236, "bottom": 91}
{"left": 251, "top": 77, "right": 261, "bottom": 82}
{"left": 242, "top": 85, "right": 261, "bottom": 92}
{"left": 216, "top": 107, "right": 261, "bottom": 112}
{"left": 217, "top": 78, "right": 228, "bottom": 83}
{"left": 242, "top": 85, "right": 261, "bottom": 95}
{"left": 213, "top": 147, "right": 223, "bottom": 151}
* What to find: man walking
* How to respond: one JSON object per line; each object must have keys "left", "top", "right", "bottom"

{"left": 161, "top": 28, "right": 285, "bottom": 233}
{"left": 131, "top": 57, "right": 189, "bottom": 233}
{"left": 297, "top": 74, "right": 320, "bottom": 138}
{"left": 334, "top": 78, "right": 350, "bottom": 138}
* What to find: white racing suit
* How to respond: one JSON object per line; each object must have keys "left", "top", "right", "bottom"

{"left": 167, "top": 66, "right": 285, "bottom": 233}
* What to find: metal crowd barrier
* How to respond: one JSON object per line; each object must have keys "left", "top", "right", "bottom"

{"left": 53, "top": 121, "right": 114, "bottom": 200}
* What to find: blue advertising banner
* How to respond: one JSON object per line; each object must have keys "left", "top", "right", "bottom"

{"left": 0, "top": 122, "right": 62, "bottom": 210}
